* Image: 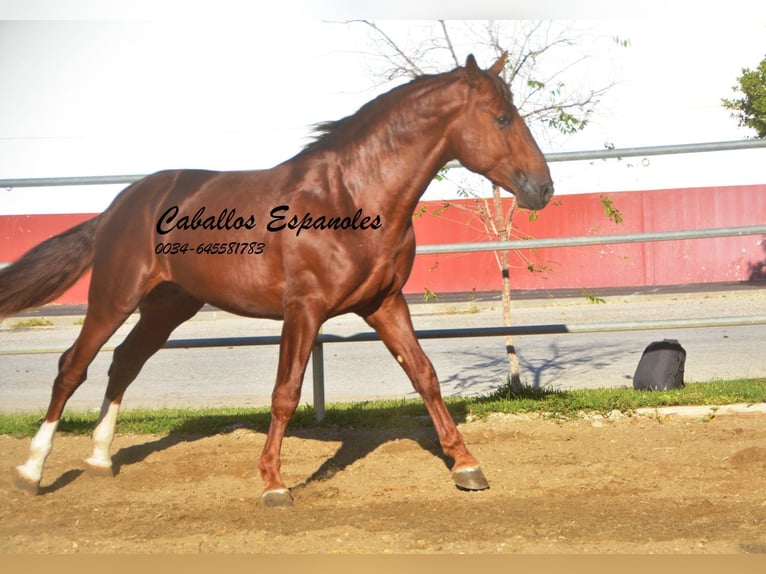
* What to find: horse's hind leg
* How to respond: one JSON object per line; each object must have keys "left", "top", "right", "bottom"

{"left": 85, "top": 285, "right": 203, "bottom": 476}
{"left": 363, "top": 292, "right": 489, "bottom": 491}
{"left": 12, "top": 304, "right": 136, "bottom": 493}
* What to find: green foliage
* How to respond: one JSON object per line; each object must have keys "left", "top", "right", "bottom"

{"left": 580, "top": 288, "right": 606, "bottom": 304}
{"left": 546, "top": 107, "right": 589, "bottom": 135}
{"left": 599, "top": 194, "right": 624, "bottom": 225}
{"left": 11, "top": 318, "right": 54, "bottom": 329}
{"left": 430, "top": 202, "right": 451, "bottom": 217}
{"left": 526, "top": 261, "right": 553, "bottom": 273}
{"left": 469, "top": 378, "right": 766, "bottom": 419}
{"left": 722, "top": 55, "right": 766, "bottom": 138}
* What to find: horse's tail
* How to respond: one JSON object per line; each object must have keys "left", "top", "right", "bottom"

{"left": 0, "top": 216, "right": 101, "bottom": 318}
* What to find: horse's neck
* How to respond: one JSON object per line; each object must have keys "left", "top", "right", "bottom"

{"left": 330, "top": 77, "right": 467, "bottom": 222}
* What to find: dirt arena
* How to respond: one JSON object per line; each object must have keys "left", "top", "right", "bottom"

{"left": 1, "top": 408, "right": 765, "bottom": 554}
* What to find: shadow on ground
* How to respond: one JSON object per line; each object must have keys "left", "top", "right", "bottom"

{"left": 37, "top": 386, "right": 567, "bottom": 497}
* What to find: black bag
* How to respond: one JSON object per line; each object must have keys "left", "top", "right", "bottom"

{"left": 632, "top": 339, "right": 686, "bottom": 391}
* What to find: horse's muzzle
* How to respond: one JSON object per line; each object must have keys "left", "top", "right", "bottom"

{"left": 516, "top": 178, "right": 554, "bottom": 211}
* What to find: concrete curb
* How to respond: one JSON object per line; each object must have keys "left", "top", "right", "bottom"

{"left": 408, "top": 284, "right": 766, "bottom": 316}
{"left": 633, "top": 402, "right": 766, "bottom": 419}
{"left": 482, "top": 403, "right": 766, "bottom": 425}
{"left": 2, "top": 282, "right": 763, "bottom": 326}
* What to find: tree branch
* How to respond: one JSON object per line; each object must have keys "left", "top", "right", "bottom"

{"left": 353, "top": 20, "right": 425, "bottom": 78}
{"left": 438, "top": 20, "right": 460, "bottom": 68}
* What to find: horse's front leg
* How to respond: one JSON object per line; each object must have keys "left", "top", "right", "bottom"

{"left": 363, "top": 292, "right": 490, "bottom": 492}
{"left": 258, "top": 302, "right": 323, "bottom": 508}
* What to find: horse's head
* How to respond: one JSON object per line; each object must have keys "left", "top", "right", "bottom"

{"left": 450, "top": 54, "right": 554, "bottom": 211}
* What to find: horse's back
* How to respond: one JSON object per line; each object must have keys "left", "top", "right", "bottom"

{"left": 89, "top": 158, "right": 414, "bottom": 319}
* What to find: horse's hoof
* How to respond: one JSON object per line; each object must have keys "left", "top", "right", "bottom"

{"left": 261, "top": 488, "right": 294, "bottom": 508}
{"left": 452, "top": 467, "right": 490, "bottom": 491}
{"left": 11, "top": 466, "right": 41, "bottom": 495}
{"left": 84, "top": 459, "right": 115, "bottom": 477}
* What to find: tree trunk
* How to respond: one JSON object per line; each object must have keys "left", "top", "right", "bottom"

{"left": 492, "top": 185, "right": 523, "bottom": 392}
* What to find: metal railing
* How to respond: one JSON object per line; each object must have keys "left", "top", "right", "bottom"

{"left": 417, "top": 225, "right": 766, "bottom": 255}
{"left": 2, "top": 138, "right": 766, "bottom": 190}
{"left": 2, "top": 140, "right": 766, "bottom": 419}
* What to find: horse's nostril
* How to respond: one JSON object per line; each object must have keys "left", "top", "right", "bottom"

{"left": 542, "top": 182, "right": 554, "bottom": 202}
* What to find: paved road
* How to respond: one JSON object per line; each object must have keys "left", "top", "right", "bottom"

{"left": 1, "top": 285, "right": 764, "bottom": 413}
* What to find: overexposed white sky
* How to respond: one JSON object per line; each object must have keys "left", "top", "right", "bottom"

{"left": 1, "top": 3, "right": 765, "bottom": 214}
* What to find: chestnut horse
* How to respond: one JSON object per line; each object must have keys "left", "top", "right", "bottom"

{"left": 0, "top": 54, "right": 553, "bottom": 507}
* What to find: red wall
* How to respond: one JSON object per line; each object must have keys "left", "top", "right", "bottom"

{"left": 1, "top": 185, "right": 764, "bottom": 307}
{"left": 408, "top": 185, "right": 766, "bottom": 295}
{"left": 1, "top": 213, "right": 93, "bottom": 305}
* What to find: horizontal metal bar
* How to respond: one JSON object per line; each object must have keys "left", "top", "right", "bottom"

{"left": 3, "top": 140, "right": 766, "bottom": 189}
{"left": 0, "top": 174, "right": 145, "bottom": 188}
{"left": 543, "top": 138, "right": 766, "bottom": 163}
{"left": 0, "top": 344, "right": 118, "bottom": 356}
{"left": 443, "top": 139, "right": 766, "bottom": 170}
{"left": 3, "top": 315, "right": 764, "bottom": 356}
{"left": 168, "top": 315, "right": 766, "bottom": 343}
{"left": 416, "top": 225, "right": 766, "bottom": 255}
{"left": 2, "top": 225, "right": 763, "bottom": 271}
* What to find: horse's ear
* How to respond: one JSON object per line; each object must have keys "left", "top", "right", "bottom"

{"left": 465, "top": 53, "right": 482, "bottom": 85}
{"left": 489, "top": 52, "right": 507, "bottom": 76}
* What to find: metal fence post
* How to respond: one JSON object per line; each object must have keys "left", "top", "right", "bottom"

{"left": 311, "top": 331, "right": 326, "bottom": 422}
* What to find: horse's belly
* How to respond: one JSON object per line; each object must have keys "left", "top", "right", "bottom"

{"left": 163, "top": 248, "right": 286, "bottom": 319}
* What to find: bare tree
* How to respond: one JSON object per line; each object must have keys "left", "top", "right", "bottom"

{"left": 353, "top": 20, "right": 620, "bottom": 140}
{"left": 351, "top": 20, "right": 625, "bottom": 391}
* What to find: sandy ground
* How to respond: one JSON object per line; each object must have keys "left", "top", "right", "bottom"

{"left": 2, "top": 407, "right": 765, "bottom": 554}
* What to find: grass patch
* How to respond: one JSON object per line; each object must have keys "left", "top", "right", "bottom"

{"left": 10, "top": 318, "right": 54, "bottom": 329}
{"left": 1, "top": 378, "right": 763, "bottom": 438}
{"left": 468, "top": 378, "right": 766, "bottom": 419}
{"left": 444, "top": 303, "right": 482, "bottom": 315}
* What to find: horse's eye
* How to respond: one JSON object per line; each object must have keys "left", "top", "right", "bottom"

{"left": 495, "top": 114, "right": 512, "bottom": 128}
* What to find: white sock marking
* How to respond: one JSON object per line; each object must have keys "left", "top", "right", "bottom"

{"left": 16, "top": 420, "right": 59, "bottom": 484}
{"left": 85, "top": 399, "right": 121, "bottom": 469}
